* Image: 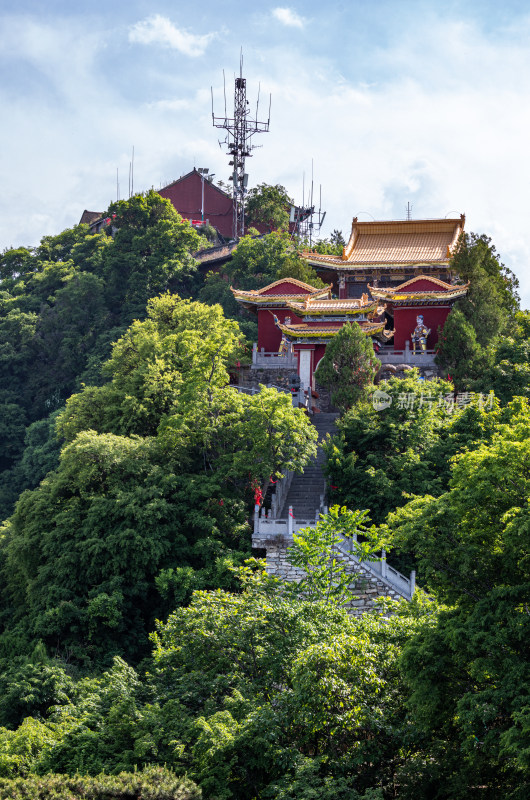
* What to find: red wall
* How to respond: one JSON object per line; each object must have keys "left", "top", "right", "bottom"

{"left": 257, "top": 308, "right": 303, "bottom": 351}
{"left": 400, "top": 278, "right": 448, "bottom": 292}
{"left": 313, "top": 344, "right": 327, "bottom": 371}
{"left": 159, "top": 171, "right": 234, "bottom": 238}
{"left": 393, "top": 307, "right": 451, "bottom": 350}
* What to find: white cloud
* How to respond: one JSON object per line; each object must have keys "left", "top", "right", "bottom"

{"left": 272, "top": 7, "right": 306, "bottom": 29}
{"left": 147, "top": 99, "right": 192, "bottom": 112}
{"left": 128, "top": 14, "right": 215, "bottom": 57}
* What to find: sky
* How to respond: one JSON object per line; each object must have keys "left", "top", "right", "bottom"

{"left": 1, "top": 0, "right": 530, "bottom": 304}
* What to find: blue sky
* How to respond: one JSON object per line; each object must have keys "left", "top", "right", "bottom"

{"left": 1, "top": 0, "right": 530, "bottom": 304}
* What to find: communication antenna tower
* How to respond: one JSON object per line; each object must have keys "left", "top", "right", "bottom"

{"left": 292, "top": 161, "right": 326, "bottom": 247}
{"left": 406, "top": 201, "right": 413, "bottom": 220}
{"left": 212, "top": 53, "right": 271, "bottom": 240}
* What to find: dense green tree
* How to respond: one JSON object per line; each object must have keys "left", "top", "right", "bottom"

{"left": 0, "top": 767, "right": 200, "bottom": 798}
{"left": 434, "top": 308, "right": 488, "bottom": 387}
{"left": 227, "top": 231, "right": 324, "bottom": 291}
{"left": 384, "top": 398, "right": 530, "bottom": 798}
{"left": 0, "top": 300, "right": 37, "bottom": 415}
{"left": 306, "top": 229, "right": 345, "bottom": 256}
{"left": 147, "top": 567, "right": 431, "bottom": 800}
{"left": 56, "top": 293, "right": 242, "bottom": 441}
{"left": 103, "top": 191, "right": 204, "bottom": 323}
{"left": 314, "top": 322, "right": 380, "bottom": 411}
{"left": 473, "top": 309, "right": 530, "bottom": 403}
{"left": 30, "top": 272, "right": 109, "bottom": 416}
{"left": 436, "top": 232, "right": 519, "bottom": 388}
{"left": 0, "top": 412, "right": 62, "bottom": 525}
{"left": 0, "top": 295, "right": 316, "bottom": 665}
{"left": 197, "top": 271, "right": 258, "bottom": 343}
{"left": 449, "top": 232, "right": 519, "bottom": 346}
{"left": 325, "top": 372, "right": 501, "bottom": 528}
{"left": 0, "top": 246, "right": 33, "bottom": 287}
{"left": 0, "top": 644, "right": 75, "bottom": 730}
{"left": 245, "top": 183, "right": 292, "bottom": 232}
{"left": 0, "top": 193, "right": 211, "bottom": 521}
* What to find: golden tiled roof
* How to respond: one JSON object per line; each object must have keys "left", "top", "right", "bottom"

{"left": 286, "top": 297, "right": 382, "bottom": 316}
{"left": 278, "top": 319, "right": 388, "bottom": 339}
{"left": 303, "top": 216, "right": 465, "bottom": 270}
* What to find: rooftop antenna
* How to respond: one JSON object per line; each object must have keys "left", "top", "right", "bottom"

{"left": 212, "top": 51, "right": 271, "bottom": 240}
{"left": 293, "top": 161, "right": 326, "bottom": 245}
{"left": 406, "top": 201, "right": 413, "bottom": 220}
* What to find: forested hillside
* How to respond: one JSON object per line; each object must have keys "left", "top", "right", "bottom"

{"left": 0, "top": 195, "right": 528, "bottom": 799}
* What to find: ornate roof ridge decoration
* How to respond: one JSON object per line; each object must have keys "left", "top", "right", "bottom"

{"left": 302, "top": 214, "right": 466, "bottom": 269}
{"left": 368, "top": 275, "right": 470, "bottom": 302}
{"left": 231, "top": 285, "right": 331, "bottom": 305}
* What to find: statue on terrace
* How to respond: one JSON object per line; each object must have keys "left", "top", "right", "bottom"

{"left": 411, "top": 314, "right": 430, "bottom": 353}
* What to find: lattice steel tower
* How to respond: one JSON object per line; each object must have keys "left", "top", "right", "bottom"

{"left": 212, "top": 56, "right": 270, "bottom": 240}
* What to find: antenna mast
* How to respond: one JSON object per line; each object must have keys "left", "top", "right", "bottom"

{"left": 212, "top": 54, "right": 270, "bottom": 240}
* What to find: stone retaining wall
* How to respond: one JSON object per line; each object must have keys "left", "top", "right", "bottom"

{"left": 256, "top": 535, "right": 407, "bottom": 616}
{"left": 237, "top": 366, "right": 293, "bottom": 391}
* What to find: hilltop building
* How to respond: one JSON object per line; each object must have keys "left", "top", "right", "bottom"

{"left": 158, "top": 169, "right": 234, "bottom": 238}
{"left": 233, "top": 215, "right": 468, "bottom": 393}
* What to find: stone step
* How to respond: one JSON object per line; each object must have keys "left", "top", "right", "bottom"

{"left": 290, "top": 478, "right": 324, "bottom": 484}
{"left": 286, "top": 486, "right": 324, "bottom": 494}
{"left": 287, "top": 488, "right": 324, "bottom": 494}
{"left": 279, "top": 414, "right": 338, "bottom": 518}
{"left": 287, "top": 484, "right": 324, "bottom": 490}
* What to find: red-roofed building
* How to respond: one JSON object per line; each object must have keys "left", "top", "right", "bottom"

{"left": 158, "top": 169, "right": 235, "bottom": 238}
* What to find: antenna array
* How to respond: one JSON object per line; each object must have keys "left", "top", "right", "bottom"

{"left": 292, "top": 161, "right": 326, "bottom": 247}
{"left": 212, "top": 54, "right": 271, "bottom": 240}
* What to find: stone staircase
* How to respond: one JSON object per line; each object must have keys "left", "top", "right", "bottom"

{"left": 253, "top": 411, "right": 417, "bottom": 610}
{"left": 280, "top": 412, "right": 338, "bottom": 519}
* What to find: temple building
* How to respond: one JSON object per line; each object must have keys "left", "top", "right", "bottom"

{"left": 369, "top": 275, "right": 469, "bottom": 351}
{"left": 233, "top": 215, "right": 469, "bottom": 393}
{"left": 302, "top": 215, "right": 466, "bottom": 298}
{"left": 233, "top": 280, "right": 392, "bottom": 394}
{"left": 232, "top": 279, "right": 331, "bottom": 352}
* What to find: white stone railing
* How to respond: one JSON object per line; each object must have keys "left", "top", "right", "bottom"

{"left": 252, "top": 504, "right": 327, "bottom": 541}
{"left": 336, "top": 535, "right": 415, "bottom": 600}
{"left": 378, "top": 341, "right": 437, "bottom": 367}
{"left": 269, "top": 470, "right": 294, "bottom": 519}
{"left": 252, "top": 343, "right": 298, "bottom": 369}
{"left": 253, "top": 502, "right": 328, "bottom": 539}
